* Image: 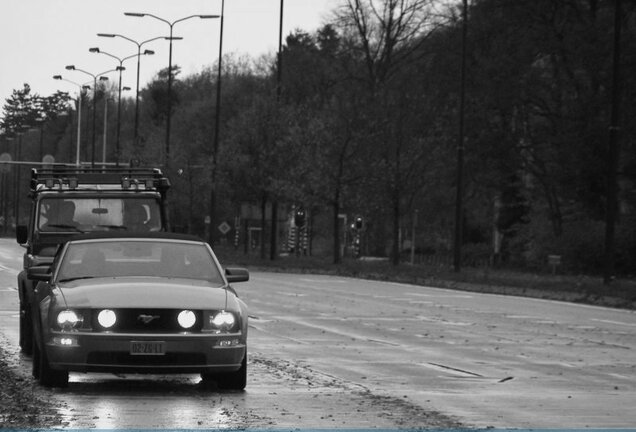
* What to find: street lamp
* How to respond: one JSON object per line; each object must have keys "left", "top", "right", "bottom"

{"left": 102, "top": 96, "right": 113, "bottom": 166}
{"left": 89, "top": 47, "right": 153, "bottom": 166}
{"left": 124, "top": 12, "right": 219, "bottom": 165}
{"left": 209, "top": 0, "right": 225, "bottom": 246}
{"left": 97, "top": 33, "right": 179, "bottom": 150}
{"left": 65, "top": 65, "right": 114, "bottom": 167}
{"left": 53, "top": 75, "right": 92, "bottom": 166}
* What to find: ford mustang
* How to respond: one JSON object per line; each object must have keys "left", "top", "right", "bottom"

{"left": 27, "top": 233, "right": 249, "bottom": 389}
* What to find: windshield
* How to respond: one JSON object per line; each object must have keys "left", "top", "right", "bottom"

{"left": 37, "top": 197, "right": 161, "bottom": 233}
{"left": 57, "top": 240, "right": 224, "bottom": 284}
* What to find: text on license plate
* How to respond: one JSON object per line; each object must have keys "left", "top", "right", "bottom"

{"left": 130, "top": 341, "right": 165, "bottom": 355}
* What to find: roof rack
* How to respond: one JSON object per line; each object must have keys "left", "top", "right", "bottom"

{"left": 30, "top": 167, "right": 171, "bottom": 193}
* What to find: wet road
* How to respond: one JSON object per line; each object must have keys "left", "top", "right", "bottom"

{"left": 1, "top": 238, "right": 635, "bottom": 428}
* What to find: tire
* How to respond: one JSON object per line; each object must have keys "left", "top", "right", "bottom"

{"left": 19, "top": 298, "right": 33, "bottom": 355}
{"left": 32, "top": 337, "right": 40, "bottom": 379}
{"left": 214, "top": 355, "right": 247, "bottom": 390}
{"left": 36, "top": 334, "right": 68, "bottom": 388}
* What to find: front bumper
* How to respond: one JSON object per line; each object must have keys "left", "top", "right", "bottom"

{"left": 45, "top": 331, "right": 246, "bottom": 374}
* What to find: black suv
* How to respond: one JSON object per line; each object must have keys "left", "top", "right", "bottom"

{"left": 16, "top": 167, "right": 171, "bottom": 354}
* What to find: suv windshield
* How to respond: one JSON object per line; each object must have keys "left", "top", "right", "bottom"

{"left": 38, "top": 197, "right": 161, "bottom": 233}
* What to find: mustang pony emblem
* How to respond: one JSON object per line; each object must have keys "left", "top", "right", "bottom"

{"left": 137, "top": 314, "right": 160, "bottom": 324}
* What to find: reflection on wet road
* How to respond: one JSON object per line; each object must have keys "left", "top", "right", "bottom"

{"left": 1, "top": 239, "right": 635, "bottom": 428}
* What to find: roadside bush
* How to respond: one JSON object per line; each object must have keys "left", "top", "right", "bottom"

{"left": 513, "top": 215, "right": 636, "bottom": 275}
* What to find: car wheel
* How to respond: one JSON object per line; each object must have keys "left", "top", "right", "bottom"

{"left": 32, "top": 337, "right": 40, "bottom": 379}
{"left": 19, "top": 300, "right": 33, "bottom": 355}
{"left": 37, "top": 340, "right": 68, "bottom": 388}
{"left": 214, "top": 355, "right": 247, "bottom": 391}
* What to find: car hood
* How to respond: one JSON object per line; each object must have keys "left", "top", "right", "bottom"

{"left": 57, "top": 277, "right": 234, "bottom": 310}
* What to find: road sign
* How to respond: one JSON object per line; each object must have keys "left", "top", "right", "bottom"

{"left": 218, "top": 221, "right": 231, "bottom": 235}
{"left": 42, "top": 154, "right": 55, "bottom": 169}
{"left": 0, "top": 153, "right": 12, "bottom": 173}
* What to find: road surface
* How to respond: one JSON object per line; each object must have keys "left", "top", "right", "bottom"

{"left": 0, "top": 238, "right": 635, "bottom": 428}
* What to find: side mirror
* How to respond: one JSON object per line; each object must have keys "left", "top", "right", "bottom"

{"left": 27, "top": 265, "right": 52, "bottom": 282}
{"left": 16, "top": 225, "right": 28, "bottom": 245}
{"left": 225, "top": 267, "right": 249, "bottom": 283}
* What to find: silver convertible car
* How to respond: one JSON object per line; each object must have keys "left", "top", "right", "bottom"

{"left": 27, "top": 233, "right": 249, "bottom": 389}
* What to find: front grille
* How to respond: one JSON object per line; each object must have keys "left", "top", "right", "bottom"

{"left": 87, "top": 351, "right": 206, "bottom": 366}
{"left": 91, "top": 308, "right": 203, "bottom": 333}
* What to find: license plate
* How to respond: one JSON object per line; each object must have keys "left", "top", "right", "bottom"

{"left": 130, "top": 341, "right": 165, "bottom": 355}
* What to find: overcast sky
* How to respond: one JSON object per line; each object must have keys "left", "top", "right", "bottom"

{"left": 0, "top": 0, "right": 339, "bottom": 104}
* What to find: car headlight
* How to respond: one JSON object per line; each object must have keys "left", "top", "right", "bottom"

{"left": 97, "top": 309, "right": 117, "bottom": 329}
{"left": 177, "top": 310, "right": 197, "bottom": 329}
{"left": 56, "top": 310, "right": 83, "bottom": 330}
{"left": 210, "top": 311, "right": 236, "bottom": 332}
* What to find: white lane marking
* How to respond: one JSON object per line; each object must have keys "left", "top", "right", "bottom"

{"left": 299, "top": 278, "right": 347, "bottom": 283}
{"left": 591, "top": 318, "right": 636, "bottom": 327}
{"left": 276, "top": 291, "right": 307, "bottom": 297}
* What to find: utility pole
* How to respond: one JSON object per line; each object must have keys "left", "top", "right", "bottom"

{"left": 209, "top": 0, "right": 225, "bottom": 246}
{"left": 604, "top": 0, "right": 622, "bottom": 284}
{"left": 269, "top": 0, "right": 284, "bottom": 261}
{"left": 453, "top": 0, "right": 468, "bottom": 272}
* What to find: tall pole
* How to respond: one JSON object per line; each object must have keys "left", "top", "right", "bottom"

{"left": 123, "top": 13, "right": 220, "bottom": 166}
{"left": 604, "top": 0, "right": 622, "bottom": 284}
{"left": 453, "top": 0, "right": 468, "bottom": 272}
{"left": 135, "top": 44, "right": 142, "bottom": 147}
{"left": 209, "top": 0, "right": 225, "bottom": 246}
{"left": 91, "top": 76, "right": 97, "bottom": 167}
{"left": 90, "top": 48, "right": 153, "bottom": 166}
{"left": 116, "top": 66, "right": 124, "bottom": 166}
{"left": 269, "top": 0, "right": 284, "bottom": 260}
{"left": 98, "top": 34, "right": 170, "bottom": 151}
{"left": 14, "top": 134, "right": 22, "bottom": 225}
{"left": 213, "top": 0, "right": 224, "bottom": 159}
{"left": 65, "top": 66, "right": 116, "bottom": 167}
{"left": 76, "top": 93, "right": 82, "bottom": 166}
{"left": 277, "top": 0, "right": 284, "bottom": 102}
{"left": 102, "top": 97, "right": 108, "bottom": 166}
{"left": 53, "top": 75, "right": 86, "bottom": 166}
{"left": 166, "top": 24, "right": 175, "bottom": 165}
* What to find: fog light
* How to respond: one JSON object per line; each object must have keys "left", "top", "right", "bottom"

{"left": 53, "top": 336, "right": 77, "bottom": 346}
{"left": 218, "top": 339, "right": 240, "bottom": 347}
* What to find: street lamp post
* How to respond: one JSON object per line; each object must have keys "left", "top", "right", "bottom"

{"left": 453, "top": 0, "right": 468, "bottom": 272}
{"left": 102, "top": 96, "right": 109, "bottom": 166}
{"left": 124, "top": 12, "right": 219, "bottom": 165}
{"left": 53, "top": 75, "right": 92, "bottom": 166}
{"left": 209, "top": 0, "right": 225, "bottom": 246}
{"left": 97, "top": 34, "right": 176, "bottom": 150}
{"left": 89, "top": 48, "right": 153, "bottom": 166}
{"left": 65, "top": 66, "right": 114, "bottom": 167}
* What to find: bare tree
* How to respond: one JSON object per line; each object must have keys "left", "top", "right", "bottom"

{"left": 334, "top": 0, "right": 444, "bottom": 264}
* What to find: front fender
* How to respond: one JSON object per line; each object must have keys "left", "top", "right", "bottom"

{"left": 17, "top": 271, "right": 33, "bottom": 303}
{"left": 35, "top": 295, "right": 53, "bottom": 345}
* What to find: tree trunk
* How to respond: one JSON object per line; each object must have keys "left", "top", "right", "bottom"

{"left": 333, "top": 188, "right": 342, "bottom": 264}
{"left": 391, "top": 190, "right": 400, "bottom": 265}
{"left": 260, "top": 193, "right": 267, "bottom": 259}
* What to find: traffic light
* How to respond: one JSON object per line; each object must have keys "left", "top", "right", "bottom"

{"left": 355, "top": 216, "right": 363, "bottom": 230}
{"left": 294, "top": 208, "right": 306, "bottom": 227}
